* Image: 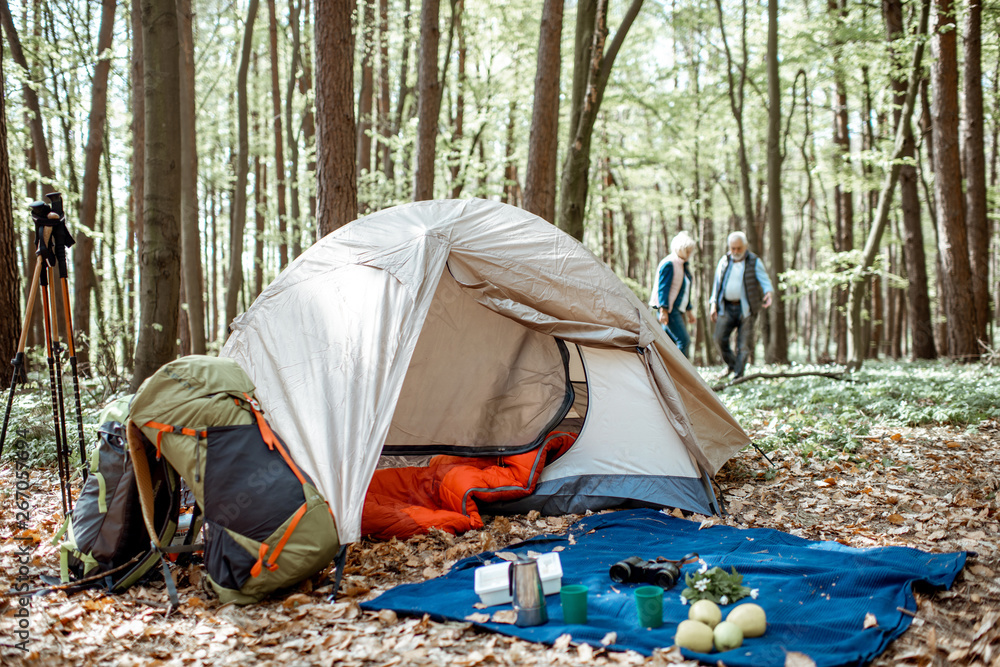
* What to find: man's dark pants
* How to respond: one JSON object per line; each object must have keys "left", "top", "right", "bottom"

{"left": 714, "top": 300, "right": 755, "bottom": 378}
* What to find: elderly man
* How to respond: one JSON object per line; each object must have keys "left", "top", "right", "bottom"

{"left": 709, "top": 232, "right": 774, "bottom": 378}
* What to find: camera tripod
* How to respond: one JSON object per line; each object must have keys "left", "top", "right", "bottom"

{"left": 0, "top": 192, "right": 88, "bottom": 515}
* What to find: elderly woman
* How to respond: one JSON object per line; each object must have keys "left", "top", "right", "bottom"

{"left": 649, "top": 231, "right": 697, "bottom": 358}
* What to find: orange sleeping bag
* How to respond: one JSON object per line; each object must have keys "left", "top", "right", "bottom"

{"left": 362, "top": 432, "right": 577, "bottom": 540}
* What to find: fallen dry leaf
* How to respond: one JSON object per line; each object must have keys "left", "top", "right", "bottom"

{"left": 491, "top": 609, "right": 517, "bottom": 624}
{"left": 785, "top": 651, "right": 817, "bottom": 667}
{"left": 864, "top": 613, "right": 878, "bottom": 629}
{"left": 465, "top": 612, "right": 491, "bottom": 623}
{"left": 282, "top": 593, "right": 313, "bottom": 609}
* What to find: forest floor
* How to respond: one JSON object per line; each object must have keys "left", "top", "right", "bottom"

{"left": 1, "top": 408, "right": 998, "bottom": 665}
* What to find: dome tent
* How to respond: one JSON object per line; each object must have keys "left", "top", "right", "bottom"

{"left": 221, "top": 199, "right": 750, "bottom": 543}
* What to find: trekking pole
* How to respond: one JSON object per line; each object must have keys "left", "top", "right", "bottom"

{"left": 46, "top": 192, "right": 87, "bottom": 482}
{"left": 38, "top": 227, "right": 70, "bottom": 516}
{"left": 28, "top": 196, "right": 78, "bottom": 516}
{"left": 0, "top": 228, "right": 48, "bottom": 460}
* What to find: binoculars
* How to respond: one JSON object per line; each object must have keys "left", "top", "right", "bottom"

{"left": 608, "top": 552, "right": 699, "bottom": 589}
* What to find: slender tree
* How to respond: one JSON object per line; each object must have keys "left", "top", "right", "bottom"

{"left": 829, "top": 0, "right": 854, "bottom": 364}
{"left": 358, "top": 0, "right": 375, "bottom": 191}
{"left": 225, "top": 0, "right": 259, "bottom": 333}
{"left": 131, "top": 0, "right": 183, "bottom": 390}
{"left": 267, "top": 0, "right": 289, "bottom": 267}
{"left": 1, "top": 48, "right": 19, "bottom": 360}
{"left": 557, "top": 0, "right": 645, "bottom": 240}
{"left": 885, "top": 0, "right": 935, "bottom": 359}
{"left": 71, "top": 0, "right": 116, "bottom": 373}
{"left": 962, "top": 0, "right": 988, "bottom": 346}
{"left": 177, "top": 0, "right": 205, "bottom": 354}
{"left": 0, "top": 2, "right": 53, "bottom": 184}
{"left": 930, "top": 0, "right": 978, "bottom": 360}
{"left": 714, "top": 0, "right": 757, "bottom": 250}
{"left": 523, "top": 0, "right": 563, "bottom": 223}
{"left": 413, "top": 0, "right": 442, "bottom": 201}
{"left": 846, "top": 0, "right": 929, "bottom": 369}
{"left": 286, "top": 0, "right": 303, "bottom": 258}
{"left": 315, "top": 0, "right": 358, "bottom": 235}
{"left": 765, "top": 0, "right": 787, "bottom": 363}
{"left": 377, "top": 0, "right": 392, "bottom": 176}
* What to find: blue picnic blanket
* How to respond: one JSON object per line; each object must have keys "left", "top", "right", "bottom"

{"left": 360, "top": 509, "right": 966, "bottom": 666}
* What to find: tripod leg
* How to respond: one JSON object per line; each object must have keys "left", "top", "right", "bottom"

{"left": 0, "top": 255, "right": 44, "bottom": 458}
{"left": 41, "top": 281, "right": 69, "bottom": 516}
{"left": 60, "top": 277, "right": 88, "bottom": 481}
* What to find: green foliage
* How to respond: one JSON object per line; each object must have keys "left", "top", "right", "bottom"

{"left": 2, "top": 356, "right": 107, "bottom": 467}
{"left": 682, "top": 563, "right": 752, "bottom": 605}
{"left": 718, "top": 361, "right": 1000, "bottom": 457}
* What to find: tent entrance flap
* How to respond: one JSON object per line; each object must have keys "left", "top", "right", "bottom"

{"left": 382, "top": 267, "right": 573, "bottom": 457}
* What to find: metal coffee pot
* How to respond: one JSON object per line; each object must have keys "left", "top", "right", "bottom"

{"left": 508, "top": 556, "right": 548, "bottom": 627}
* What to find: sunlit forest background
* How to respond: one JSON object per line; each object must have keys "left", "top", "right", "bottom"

{"left": 1, "top": 0, "right": 998, "bottom": 390}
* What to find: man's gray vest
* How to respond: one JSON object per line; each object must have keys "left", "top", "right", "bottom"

{"left": 722, "top": 252, "right": 764, "bottom": 315}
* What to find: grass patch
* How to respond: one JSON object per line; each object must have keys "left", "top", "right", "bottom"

{"left": 712, "top": 360, "right": 1000, "bottom": 455}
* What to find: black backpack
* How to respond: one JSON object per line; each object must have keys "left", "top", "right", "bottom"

{"left": 53, "top": 421, "right": 189, "bottom": 592}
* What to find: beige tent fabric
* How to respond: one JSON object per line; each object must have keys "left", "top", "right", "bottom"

{"left": 223, "top": 199, "right": 749, "bottom": 542}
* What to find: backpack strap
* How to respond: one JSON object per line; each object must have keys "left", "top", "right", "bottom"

{"left": 142, "top": 421, "right": 208, "bottom": 460}
{"left": 126, "top": 421, "right": 181, "bottom": 607}
{"left": 250, "top": 502, "right": 308, "bottom": 578}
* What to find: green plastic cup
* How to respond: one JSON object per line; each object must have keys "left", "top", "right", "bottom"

{"left": 634, "top": 586, "right": 663, "bottom": 628}
{"left": 560, "top": 584, "right": 589, "bottom": 624}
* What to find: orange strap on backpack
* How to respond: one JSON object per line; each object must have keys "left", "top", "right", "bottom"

{"left": 142, "top": 421, "right": 208, "bottom": 459}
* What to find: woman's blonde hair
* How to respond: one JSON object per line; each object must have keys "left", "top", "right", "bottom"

{"left": 670, "top": 231, "right": 697, "bottom": 257}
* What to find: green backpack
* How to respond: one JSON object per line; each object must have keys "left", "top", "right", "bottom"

{"left": 127, "top": 355, "right": 340, "bottom": 605}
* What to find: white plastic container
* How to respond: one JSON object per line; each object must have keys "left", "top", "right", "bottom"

{"left": 473, "top": 552, "right": 563, "bottom": 606}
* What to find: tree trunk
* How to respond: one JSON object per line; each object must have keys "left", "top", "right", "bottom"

{"left": 177, "top": 0, "right": 205, "bottom": 355}
{"left": 714, "top": 0, "right": 756, "bottom": 250}
{"left": 930, "top": 0, "right": 978, "bottom": 360}
{"left": 0, "top": 48, "right": 19, "bottom": 361}
{"left": 71, "top": 0, "right": 116, "bottom": 374}
{"left": 600, "top": 157, "right": 615, "bottom": 268}
{"left": 357, "top": 0, "right": 375, "bottom": 196}
{"left": 523, "top": 0, "right": 563, "bottom": 223}
{"left": 377, "top": 0, "right": 392, "bottom": 176}
{"left": 765, "top": 0, "right": 787, "bottom": 364}
{"left": 131, "top": 0, "right": 182, "bottom": 390}
{"left": 388, "top": 0, "right": 413, "bottom": 186}
{"left": 830, "top": 0, "right": 853, "bottom": 365}
{"left": 557, "top": 0, "right": 645, "bottom": 240}
{"left": 301, "top": 1, "right": 317, "bottom": 223}
{"left": 962, "top": 0, "right": 988, "bottom": 346}
{"left": 413, "top": 0, "right": 441, "bottom": 201}
{"left": 448, "top": 0, "right": 465, "bottom": 198}
{"left": 267, "top": 0, "right": 289, "bottom": 267}
{"left": 254, "top": 159, "right": 266, "bottom": 297}
{"left": 0, "top": 3, "right": 54, "bottom": 183}
{"left": 126, "top": 0, "right": 143, "bottom": 373}
{"left": 224, "top": 0, "right": 258, "bottom": 331}
{"left": 884, "top": 0, "right": 935, "bottom": 359}
{"left": 315, "top": 0, "right": 357, "bottom": 235}
{"left": 286, "top": 0, "right": 303, "bottom": 258}
{"left": 502, "top": 101, "right": 521, "bottom": 206}
{"left": 845, "top": 0, "right": 927, "bottom": 370}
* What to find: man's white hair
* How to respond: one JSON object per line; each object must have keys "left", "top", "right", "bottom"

{"left": 670, "top": 231, "right": 697, "bottom": 256}
{"left": 727, "top": 231, "right": 748, "bottom": 247}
